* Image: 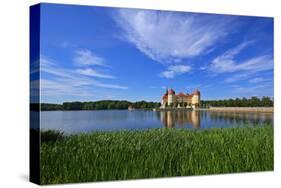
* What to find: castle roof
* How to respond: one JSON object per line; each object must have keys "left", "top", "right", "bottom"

{"left": 193, "top": 89, "right": 200, "bottom": 95}
{"left": 177, "top": 92, "right": 186, "bottom": 97}
{"left": 168, "top": 88, "right": 175, "bottom": 94}
{"left": 162, "top": 88, "right": 200, "bottom": 99}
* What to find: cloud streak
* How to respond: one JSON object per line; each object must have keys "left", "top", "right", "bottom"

{"left": 224, "top": 73, "right": 250, "bottom": 83}
{"left": 40, "top": 56, "right": 128, "bottom": 97}
{"left": 76, "top": 68, "right": 116, "bottom": 79}
{"left": 232, "top": 84, "right": 272, "bottom": 95}
{"left": 159, "top": 65, "right": 191, "bottom": 78}
{"left": 249, "top": 77, "right": 267, "bottom": 83}
{"left": 209, "top": 41, "right": 273, "bottom": 74}
{"left": 74, "top": 49, "right": 108, "bottom": 67}
{"left": 115, "top": 9, "right": 234, "bottom": 64}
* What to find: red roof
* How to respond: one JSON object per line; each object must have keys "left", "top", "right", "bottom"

{"left": 193, "top": 89, "right": 200, "bottom": 95}
{"left": 187, "top": 94, "right": 193, "bottom": 98}
{"left": 177, "top": 92, "right": 186, "bottom": 97}
{"left": 162, "top": 88, "right": 199, "bottom": 99}
{"left": 168, "top": 88, "right": 175, "bottom": 94}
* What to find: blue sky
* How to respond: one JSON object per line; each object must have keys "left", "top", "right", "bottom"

{"left": 37, "top": 3, "right": 274, "bottom": 103}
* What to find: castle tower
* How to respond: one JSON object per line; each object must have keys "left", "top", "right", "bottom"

{"left": 167, "top": 88, "right": 176, "bottom": 106}
{"left": 192, "top": 89, "right": 200, "bottom": 108}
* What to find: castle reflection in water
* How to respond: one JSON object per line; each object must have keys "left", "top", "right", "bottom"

{"left": 156, "top": 110, "right": 273, "bottom": 129}
{"left": 157, "top": 110, "right": 201, "bottom": 128}
{"left": 41, "top": 110, "right": 273, "bottom": 133}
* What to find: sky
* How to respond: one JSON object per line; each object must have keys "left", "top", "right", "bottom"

{"left": 35, "top": 3, "right": 274, "bottom": 103}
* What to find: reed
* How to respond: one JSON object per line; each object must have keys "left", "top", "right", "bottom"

{"left": 40, "top": 125, "right": 273, "bottom": 184}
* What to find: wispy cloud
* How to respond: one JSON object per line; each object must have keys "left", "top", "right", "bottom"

{"left": 159, "top": 65, "right": 191, "bottom": 79}
{"left": 224, "top": 73, "right": 250, "bottom": 83}
{"left": 40, "top": 56, "right": 128, "bottom": 97}
{"left": 74, "top": 49, "right": 108, "bottom": 67}
{"left": 72, "top": 49, "right": 117, "bottom": 79}
{"left": 76, "top": 68, "right": 116, "bottom": 79}
{"left": 209, "top": 41, "right": 273, "bottom": 74}
{"left": 232, "top": 84, "right": 272, "bottom": 95}
{"left": 248, "top": 77, "right": 270, "bottom": 84}
{"left": 93, "top": 83, "right": 128, "bottom": 89}
{"left": 115, "top": 9, "right": 233, "bottom": 64}
{"left": 224, "top": 74, "right": 272, "bottom": 84}
{"left": 41, "top": 56, "right": 73, "bottom": 78}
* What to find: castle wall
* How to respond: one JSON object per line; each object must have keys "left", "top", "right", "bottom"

{"left": 161, "top": 90, "right": 200, "bottom": 108}
{"left": 168, "top": 94, "right": 176, "bottom": 105}
{"left": 191, "top": 95, "right": 200, "bottom": 106}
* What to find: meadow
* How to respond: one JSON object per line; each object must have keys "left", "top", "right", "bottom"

{"left": 40, "top": 125, "right": 273, "bottom": 184}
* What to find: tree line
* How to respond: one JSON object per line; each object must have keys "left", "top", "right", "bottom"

{"left": 40, "top": 100, "right": 161, "bottom": 111}
{"left": 201, "top": 96, "right": 273, "bottom": 107}
{"left": 37, "top": 96, "right": 273, "bottom": 111}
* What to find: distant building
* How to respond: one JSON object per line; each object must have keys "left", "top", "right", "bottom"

{"left": 128, "top": 105, "right": 135, "bottom": 111}
{"left": 161, "top": 88, "right": 201, "bottom": 108}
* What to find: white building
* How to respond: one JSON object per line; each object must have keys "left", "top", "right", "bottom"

{"left": 161, "top": 88, "right": 200, "bottom": 108}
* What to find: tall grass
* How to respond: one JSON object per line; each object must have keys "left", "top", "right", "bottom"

{"left": 40, "top": 125, "right": 273, "bottom": 184}
{"left": 40, "top": 130, "right": 64, "bottom": 144}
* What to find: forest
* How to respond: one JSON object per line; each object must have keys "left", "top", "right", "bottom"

{"left": 201, "top": 96, "right": 273, "bottom": 107}
{"left": 38, "top": 96, "right": 273, "bottom": 111}
{"left": 40, "top": 100, "right": 161, "bottom": 111}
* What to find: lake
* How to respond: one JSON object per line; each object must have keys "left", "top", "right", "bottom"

{"left": 40, "top": 110, "right": 273, "bottom": 134}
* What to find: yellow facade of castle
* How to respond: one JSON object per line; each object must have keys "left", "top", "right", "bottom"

{"left": 161, "top": 88, "right": 201, "bottom": 108}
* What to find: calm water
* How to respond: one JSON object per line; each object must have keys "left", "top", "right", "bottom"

{"left": 40, "top": 110, "right": 273, "bottom": 134}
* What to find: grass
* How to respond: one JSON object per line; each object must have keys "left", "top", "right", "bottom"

{"left": 40, "top": 125, "right": 273, "bottom": 185}
{"left": 41, "top": 129, "right": 64, "bottom": 144}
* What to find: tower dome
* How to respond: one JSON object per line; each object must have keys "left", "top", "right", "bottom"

{"left": 194, "top": 89, "right": 200, "bottom": 95}
{"left": 168, "top": 88, "right": 175, "bottom": 95}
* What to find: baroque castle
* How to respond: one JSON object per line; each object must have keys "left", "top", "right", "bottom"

{"left": 161, "top": 88, "right": 201, "bottom": 108}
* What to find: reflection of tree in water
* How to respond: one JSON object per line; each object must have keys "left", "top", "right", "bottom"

{"left": 209, "top": 111, "right": 273, "bottom": 126}
{"left": 158, "top": 110, "right": 200, "bottom": 129}
{"left": 157, "top": 110, "right": 273, "bottom": 129}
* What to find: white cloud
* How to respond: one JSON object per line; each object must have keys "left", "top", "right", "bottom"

{"left": 215, "top": 55, "right": 273, "bottom": 73}
{"left": 76, "top": 68, "right": 116, "bottom": 79}
{"left": 40, "top": 57, "right": 128, "bottom": 97}
{"left": 41, "top": 57, "right": 73, "bottom": 78}
{"left": 94, "top": 83, "right": 128, "bottom": 89}
{"left": 235, "top": 55, "right": 273, "bottom": 72}
{"left": 248, "top": 77, "right": 267, "bottom": 84}
{"left": 199, "top": 66, "right": 207, "bottom": 70}
{"left": 73, "top": 49, "right": 107, "bottom": 67}
{"left": 115, "top": 9, "right": 233, "bottom": 63}
{"left": 209, "top": 41, "right": 273, "bottom": 74}
{"left": 224, "top": 73, "right": 271, "bottom": 84}
{"left": 232, "top": 84, "right": 272, "bottom": 94}
{"left": 160, "top": 71, "right": 174, "bottom": 79}
{"left": 159, "top": 65, "right": 191, "bottom": 79}
{"left": 224, "top": 73, "right": 250, "bottom": 83}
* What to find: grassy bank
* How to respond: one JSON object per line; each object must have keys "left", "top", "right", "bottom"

{"left": 40, "top": 125, "right": 273, "bottom": 184}
{"left": 208, "top": 107, "right": 274, "bottom": 112}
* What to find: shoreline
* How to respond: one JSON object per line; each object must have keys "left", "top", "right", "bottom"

{"left": 155, "top": 107, "right": 273, "bottom": 113}
{"left": 205, "top": 107, "right": 274, "bottom": 113}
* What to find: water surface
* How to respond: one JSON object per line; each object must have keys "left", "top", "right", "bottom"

{"left": 41, "top": 110, "right": 273, "bottom": 134}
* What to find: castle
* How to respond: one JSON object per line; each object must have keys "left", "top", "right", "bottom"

{"left": 161, "top": 88, "right": 201, "bottom": 109}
